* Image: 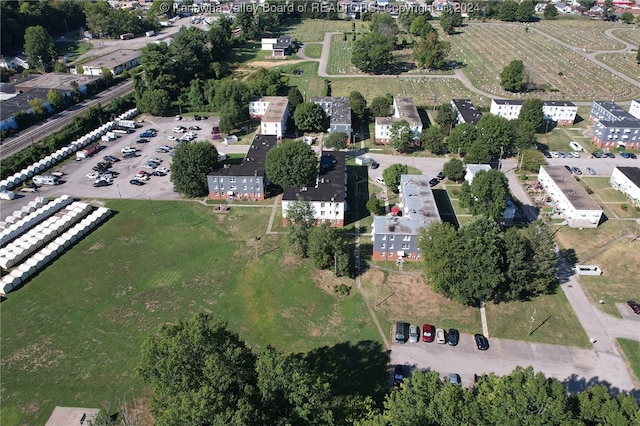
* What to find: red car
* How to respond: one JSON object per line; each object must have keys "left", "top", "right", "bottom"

{"left": 422, "top": 324, "right": 435, "bottom": 342}
{"left": 627, "top": 301, "right": 640, "bottom": 315}
{"left": 138, "top": 170, "right": 150, "bottom": 176}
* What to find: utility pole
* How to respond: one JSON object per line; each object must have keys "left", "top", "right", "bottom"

{"left": 527, "top": 308, "right": 537, "bottom": 337}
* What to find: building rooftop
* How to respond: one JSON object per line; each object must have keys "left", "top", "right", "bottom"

{"left": 12, "top": 73, "right": 100, "bottom": 93}
{"left": 492, "top": 99, "right": 576, "bottom": 107}
{"left": 80, "top": 49, "right": 141, "bottom": 70}
{"left": 615, "top": 166, "right": 640, "bottom": 188}
{"left": 208, "top": 134, "right": 277, "bottom": 177}
{"left": 311, "top": 96, "right": 351, "bottom": 126}
{"left": 451, "top": 99, "right": 483, "bottom": 125}
{"left": 394, "top": 98, "right": 421, "bottom": 125}
{"left": 543, "top": 100, "right": 576, "bottom": 108}
{"left": 374, "top": 175, "right": 440, "bottom": 236}
{"left": 0, "top": 88, "right": 66, "bottom": 121}
{"left": 274, "top": 35, "right": 292, "bottom": 49}
{"left": 283, "top": 151, "right": 346, "bottom": 202}
{"left": 250, "top": 96, "right": 289, "bottom": 123}
{"left": 541, "top": 166, "right": 601, "bottom": 211}
{"left": 592, "top": 101, "right": 637, "bottom": 121}
{"left": 596, "top": 119, "right": 640, "bottom": 129}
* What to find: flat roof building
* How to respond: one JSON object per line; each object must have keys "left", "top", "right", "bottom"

{"left": 312, "top": 96, "right": 352, "bottom": 142}
{"left": 491, "top": 99, "right": 577, "bottom": 125}
{"left": 589, "top": 101, "right": 640, "bottom": 149}
{"left": 610, "top": 166, "right": 640, "bottom": 207}
{"left": 249, "top": 96, "right": 289, "bottom": 138}
{"left": 71, "top": 49, "right": 141, "bottom": 76}
{"left": 451, "top": 99, "right": 482, "bottom": 125}
{"left": 375, "top": 97, "right": 423, "bottom": 144}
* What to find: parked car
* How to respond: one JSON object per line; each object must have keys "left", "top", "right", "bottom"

{"left": 123, "top": 151, "right": 138, "bottom": 159}
{"left": 572, "top": 167, "right": 582, "bottom": 175}
{"left": 542, "top": 150, "right": 552, "bottom": 158}
{"left": 370, "top": 161, "right": 379, "bottom": 169}
{"left": 103, "top": 155, "right": 119, "bottom": 162}
{"left": 429, "top": 178, "right": 439, "bottom": 187}
{"left": 551, "top": 151, "right": 559, "bottom": 158}
{"left": 121, "top": 147, "right": 136, "bottom": 154}
{"left": 422, "top": 324, "right": 435, "bottom": 343}
{"left": 172, "top": 126, "right": 185, "bottom": 133}
{"left": 630, "top": 153, "right": 637, "bottom": 159}
{"left": 587, "top": 167, "right": 596, "bottom": 175}
{"left": 175, "top": 115, "right": 182, "bottom": 121}
{"left": 474, "top": 333, "right": 489, "bottom": 351}
{"left": 194, "top": 115, "right": 201, "bottom": 121}
{"left": 189, "top": 126, "right": 201, "bottom": 130}
{"left": 395, "top": 321, "right": 408, "bottom": 343}
{"left": 129, "top": 179, "right": 145, "bottom": 186}
{"left": 606, "top": 152, "right": 616, "bottom": 158}
{"left": 93, "top": 179, "right": 111, "bottom": 187}
{"left": 150, "top": 157, "right": 162, "bottom": 164}
{"left": 168, "top": 135, "right": 177, "bottom": 141}
{"left": 139, "top": 131, "right": 154, "bottom": 138}
{"left": 86, "top": 171, "right": 100, "bottom": 179}
{"left": 393, "top": 365, "right": 404, "bottom": 387}
{"left": 156, "top": 167, "right": 169, "bottom": 174}
{"left": 593, "top": 152, "right": 603, "bottom": 158}
{"left": 142, "top": 163, "right": 157, "bottom": 170}
{"left": 160, "top": 145, "right": 172, "bottom": 151}
{"left": 627, "top": 300, "right": 640, "bottom": 315}
{"left": 571, "top": 151, "right": 580, "bottom": 158}
{"left": 134, "top": 174, "right": 149, "bottom": 181}
{"left": 449, "top": 373, "right": 460, "bottom": 385}
{"left": 564, "top": 165, "right": 572, "bottom": 174}
{"left": 409, "top": 325, "right": 419, "bottom": 343}
{"left": 620, "top": 152, "right": 631, "bottom": 158}
{"left": 136, "top": 139, "right": 149, "bottom": 144}
{"left": 447, "top": 328, "right": 459, "bottom": 346}
{"left": 437, "top": 172, "right": 445, "bottom": 181}
{"left": 435, "top": 328, "right": 446, "bottom": 344}
{"left": 375, "top": 177, "right": 385, "bottom": 185}
{"left": 559, "top": 152, "right": 566, "bottom": 158}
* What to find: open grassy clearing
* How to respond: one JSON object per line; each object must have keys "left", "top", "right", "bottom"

{"left": 275, "top": 60, "right": 319, "bottom": 77}
{"left": 446, "top": 23, "right": 640, "bottom": 100}
{"left": 327, "top": 35, "right": 363, "bottom": 75}
{"left": 0, "top": 200, "right": 380, "bottom": 425}
{"left": 283, "top": 19, "right": 369, "bottom": 42}
{"left": 594, "top": 52, "right": 640, "bottom": 81}
{"left": 554, "top": 216, "right": 627, "bottom": 261}
{"left": 485, "top": 292, "right": 589, "bottom": 347}
{"left": 617, "top": 339, "right": 640, "bottom": 382}
{"left": 579, "top": 239, "right": 640, "bottom": 318}
{"left": 303, "top": 43, "right": 323, "bottom": 58}
{"left": 530, "top": 20, "right": 624, "bottom": 50}
{"left": 611, "top": 27, "right": 640, "bottom": 46}
{"left": 54, "top": 40, "right": 93, "bottom": 61}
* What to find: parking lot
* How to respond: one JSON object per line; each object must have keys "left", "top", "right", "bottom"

{"left": 26, "top": 115, "right": 217, "bottom": 203}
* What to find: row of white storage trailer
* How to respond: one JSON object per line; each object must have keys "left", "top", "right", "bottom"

{"left": 0, "top": 108, "right": 139, "bottom": 194}
{"left": 0, "top": 203, "right": 112, "bottom": 295}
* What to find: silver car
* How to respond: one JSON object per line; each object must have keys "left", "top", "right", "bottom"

{"left": 409, "top": 325, "right": 419, "bottom": 343}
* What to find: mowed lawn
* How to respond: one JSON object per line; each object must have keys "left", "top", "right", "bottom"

{"left": 0, "top": 200, "right": 381, "bottom": 425}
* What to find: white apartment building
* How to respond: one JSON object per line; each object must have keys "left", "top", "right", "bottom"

{"left": 374, "top": 98, "right": 423, "bottom": 144}
{"left": 490, "top": 99, "right": 577, "bottom": 125}
{"left": 249, "top": 96, "right": 289, "bottom": 138}
{"left": 610, "top": 166, "right": 640, "bottom": 207}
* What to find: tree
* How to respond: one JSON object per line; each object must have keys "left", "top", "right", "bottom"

{"left": 464, "top": 140, "right": 492, "bottom": 164}
{"left": 265, "top": 139, "right": 318, "bottom": 188}
{"left": 170, "top": 141, "right": 218, "bottom": 197}
{"left": 187, "top": 78, "right": 205, "bottom": 111}
{"left": 390, "top": 120, "right": 415, "bottom": 153}
{"left": 620, "top": 11, "right": 634, "bottom": 24}
{"left": 410, "top": 16, "right": 436, "bottom": 38}
{"left": 421, "top": 126, "right": 446, "bottom": 154}
{"left": 369, "top": 96, "right": 391, "bottom": 118}
{"left": 285, "top": 198, "right": 316, "bottom": 257}
{"left": 47, "top": 89, "right": 65, "bottom": 110}
{"left": 137, "top": 88, "right": 172, "bottom": 116}
{"left": 513, "top": 120, "right": 537, "bottom": 151}
{"left": 351, "top": 32, "right": 395, "bottom": 74}
{"left": 247, "top": 67, "right": 284, "bottom": 97}
{"left": 515, "top": 0, "right": 536, "bottom": 22}
{"left": 442, "top": 158, "right": 465, "bottom": 182}
{"left": 413, "top": 31, "right": 450, "bottom": 70}
{"left": 419, "top": 222, "right": 464, "bottom": 300}
{"left": 447, "top": 123, "right": 477, "bottom": 156}
{"left": 500, "top": 59, "right": 526, "bottom": 92}
{"left": 366, "top": 193, "right": 386, "bottom": 215}
{"left": 28, "top": 98, "right": 47, "bottom": 117}
{"left": 498, "top": 0, "right": 518, "bottom": 21}
{"left": 370, "top": 13, "right": 399, "bottom": 37}
{"left": 324, "top": 132, "right": 349, "bottom": 149}
{"left": 256, "top": 346, "right": 335, "bottom": 425}
{"left": 543, "top": 4, "right": 558, "bottom": 19}
{"left": 435, "top": 103, "right": 458, "bottom": 134}
{"left": 459, "top": 169, "right": 510, "bottom": 221}
{"left": 518, "top": 98, "right": 544, "bottom": 129}
{"left": 136, "top": 313, "right": 258, "bottom": 426}
{"left": 383, "top": 164, "right": 409, "bottom": 193}
{"left": 293, "top": 102, "right": 327, "bottom": 133}
{"left": 575, "top": 384, "right": 640, "bottom": 424}
{"left": 349, "top": 91, "right": 368, "bottom": 122}
{"left": 440, "top": 12, "right": 463, "bottom": 35}
{"left": 476, "top": 114, "right": 516, "bottom": 156}
{"left": 287, "top": 87, "right": 304, "bottom": 113}
{"left": 521, "top": 221, "right": 558, "bottom": 296}
{"left": 308, "top": 223, "right": 352, "bottom": 276}
{"left": 149, "top": 0, "right": 176, "bottom": 17}
{"left": 24, "top": 26, "right": 56, "bottom": 71}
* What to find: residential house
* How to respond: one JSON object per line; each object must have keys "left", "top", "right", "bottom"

{"left": 464, "top": 164, "right": 492, "bottom": 184}
{"left": 371, "top": 175, "right": 441, "bottom": 261}
{"left": 375, "top": 97, "right": 422, "bottom": 144}
{"left": 71, "top": 49, "right": 141, "bottom": 76}
{"left": 589, "top": 101, "right": 640, "bottom": 149}
{"left": 249, "top": 96, "right": 289, "bottom": 138}
{"left": 538, "top": 165, "right": 603, "bottom": 228}
{"left": 490, "top": 99, "right": 577, "bottom": 125}
{"left": 311, "top": 96, "right": 352, "bottom": 143}
{"left": 451, "top": 99, "right": 482, "bottom": 125}
{"left": 260, "top": 35, "right": 293, "bottom": 57}
{"left": 282, "top": 151, "right": 347, "bottom": 227}
{"left": 206, "top": 134, "right": 277, "bottom": 201}
{"left": 610, "top": 167, "right": 640, "bottom": 207}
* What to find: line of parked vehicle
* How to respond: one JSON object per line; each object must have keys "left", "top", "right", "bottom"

{"left": 543, "top": 150, "right": 637, "bottom": 160}
{"left": 395, "top": 321, "right": 489, "bottom": 350}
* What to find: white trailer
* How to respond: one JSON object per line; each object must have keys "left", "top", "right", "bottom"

{"left": 355, "top": 155, "right": 372, "bottom": 166}
{"left": 116, "top": 120, "right": 138, "bottom": 129}
{"left": 32, "top": 175, "right": 59, "bottom": 186}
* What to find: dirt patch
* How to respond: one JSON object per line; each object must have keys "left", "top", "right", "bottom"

{"left": 246, "top": 59, "right": 308, "bottom": 69}
{"left": 88, "top": 241, "right": 104, "bottom": 252}
{"left": 310, "top": 269, "right": 353, "bottom": 298}
{"left": 5, "top": 338, "right": 64, "bottom": 372}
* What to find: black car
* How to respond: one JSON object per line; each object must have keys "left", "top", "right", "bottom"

{"left": 542, "top": 150, "right": 552, "bottom": 158}
{"left": 474, "top": 333, "right": 489, "bottom": 351}
{"left": 447, "top": 328, "right": 459, "bottom": 346}
{"left": 93, "top": 179, "right": 110, "bottom": 187}
{"left": 607, "top": 152, "right": 616, "bottom": 158}
{"left": 136, "top": 138, "right": 149, "bottom": 144}
{"left": 593, "top": 152, "right": 602, "bottom": 158}
{"left": 194, "top": 115, "right": 202, "bottom": 120}
{"left": 123, "top": 152, "right": 138, "bottom": 159}
{"left": 437, "top": 172, "right": 445, "bottom": 181}
{"left": 188, "top": 126, "right": 201, "bottom": 131}
{"left": 103, "top": 155, "right": 119, "bottom": 162}
{"left": 429, "top": 178, "right": 439, "bottom": 187}
{"left": 370, "top": 161, "right": 379, "bottom": 169}
{"left": 129, "top": 179, "right": 145, "bottom": 186}
{"left": 627, "top": 300, "right": 640, "bottom": 315}
{"left": 393, "top": 365, "right": 404, "bottom": 387}
{"left": 572, "top": 167, "right": 582, "bottom": 175}
{"left": 630, "top": 153, "right": 637, "bottom": 159}
{"left": 564, "top": 165, "right": 572, "bottom": 174}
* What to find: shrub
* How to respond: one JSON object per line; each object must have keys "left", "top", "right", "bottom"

{"left": 333, "top": 284, "right": 352, "bottom": 296}
{"left": 620, "top": 204, "right": 629, "bottom": 211}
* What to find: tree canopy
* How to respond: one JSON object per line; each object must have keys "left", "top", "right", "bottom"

{"left": 324, "top": 132, "right": 349, "bottom": 149}
{"left": 170, "top": 141, "right": 218, "bottom": 197}
{"left": 285, "top": 198, "right": 316, "bottom": 258}
{"left": 447, "top": 122, "right": 477, "bottom": 156}
{"left": 382, "top": 164, "right": 409, "bottom": 193}
{"left": 459, "top": 169, "right": 510, "bottom": 221}
{"left": 349, "top": 91, "right": 368, "bottom": 122}
{"left": 351, "top": 32, "right": 395, "bottom": 74}
{"left": 369, "top": 96, "right": 392, "bottom": 118}
{"left": 287, "top": 87, "right": 304, "bottom": 113}
{"left": 543, "top": 3, "right": 558, "bottom": 19}
{"left": 293, "top": 102, "right": 327, "bottom": 133}
{"left": 23, "top": 26, "right": 56, "bottom": 71}
{"left": 413, "top": 31, "right": 450, "bottom": 70}
{"left": 442, "top": 158, "right": 465, "bottom": 182}
{"left": 500, "top": 59, "right": 526, "bottom": 92}
{"left": 435, "top": 103, "right": 458, "bottom": 134}
{"left": 390, "top": 120, "right": 417, "bottom": 153}
{"left": 308, "top": 223, "right": 353, "bottom": 277}
{"left": 265, "top": 139, "right": 318, "bottom": 188}
{"left": 518, "top": 98, "right": 544, "bottom": 129}
{"left": 421, "top": 126, "right": 446, "bottom": 155}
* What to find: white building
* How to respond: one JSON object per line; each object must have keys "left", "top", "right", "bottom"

{"left": 249, "top": 96, "right": 289, "bottom": 139}
{"left": 490, "top": 99, "right": 577, "bottom": 125}
{"left": 629, "top": 99, "right": 640, "bottom": 120}
{"left": 464, "top": 164, "right": 492, "bottom": 184}
{"left": 71, "top": 49, "right": 140, "bottom": 76}
{"left": 374, "top": 97, "right": 422, "bottom": 144}
{"left": 610, "top": 166, "right": 640, "bottom": 207}
{"left": 538, "top": 165, "right": 603, "bottom": 228}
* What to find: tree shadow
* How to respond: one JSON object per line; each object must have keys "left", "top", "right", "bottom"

{"left": 301, "top": 340, "right": 390, "bottom": 410}
{"left": 562, "top": 374, "right": 640, "bottom": 401}
{"left": 559, "top": 248, "right": 578, "bottom": 269}
{"left": 357, "top": 242, "right": 373, "bottom": 277}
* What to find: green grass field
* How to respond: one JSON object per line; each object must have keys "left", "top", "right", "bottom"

{"left": 611, "top": 27, "right": 640, "bottom": 46}
{"left": 531, "top": 20, "right": 624, "bottom": 50}
{"left": 303, "top": 43, "right": 323, "bottom": 59}
{"left": 617, "top": 339, "right": 640, "bottom": 382}
{"left": 0, "top": 200, "right": 380, "bottom": 425}
{"left": 327, "top": 35, "right": 362, "bottom": 75}
{"left": 282, "top": 19, "right": 369, "bottom": 42}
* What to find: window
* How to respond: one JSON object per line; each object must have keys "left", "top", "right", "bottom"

{"left": 220, "top": 185, "right": 224, "bottom": 190}
{"left": 230, "top": 177, "right": 236, "bottom": 183}
{"left": 389, "top": 236, "right": 395, "bottom": 240}
{"left": 403, "top": 235, "right": 410, "bottom": 241}
{"left": 243, "top": 178, "right": 247, "bottom": 183}
{"left": 321, "top": 202, "right": 325, "bottom": 207}
{"left": 243, "top": 185, "right": 247, "bottom": 190}
{"left": 212, "top": 177, "right": 218, "bottom": 182}
{"left": 320, "top": 211, "right": 325, "bottom": 216}
{"left": 389, "top": 244, "right": 394, "bottom": 250}
{"left": 401, "top": 243, "right": 410, "bottom": 249}
{"left": 230, "top": 185, "right": 236, "bottom": 190}
{"left": 381, "top": 235, "right": 386, "bottom": 240}
{"left": 380, "top": 243, "right": 386, "bottom": 249}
